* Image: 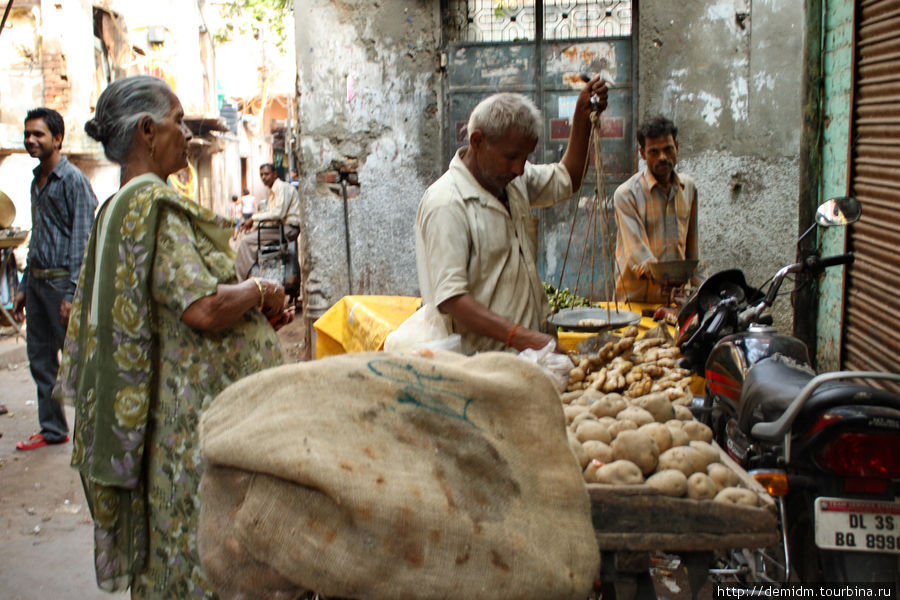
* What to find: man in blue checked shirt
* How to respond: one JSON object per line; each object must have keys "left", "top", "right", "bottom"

{"left": 13, "top": 107, "right": 97, "bottom": 451}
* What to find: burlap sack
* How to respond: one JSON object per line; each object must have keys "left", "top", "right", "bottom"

{"left": 198, "top": 351, "right": 599, "bottom": 600}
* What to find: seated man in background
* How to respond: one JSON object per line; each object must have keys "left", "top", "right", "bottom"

{"left": 415, "top": 78, "right": 607, "bottom": 355}
{"left": 613, "top": 116, "right": 700, "bottom": 304}
{"left": 234, "top": 163, "right": 301, "bottom": 280}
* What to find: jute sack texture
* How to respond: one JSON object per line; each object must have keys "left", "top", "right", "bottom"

{"left": 198, "top": 350, "right": 599, "bottom": 600}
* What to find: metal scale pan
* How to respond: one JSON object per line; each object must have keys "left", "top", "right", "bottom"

{"left": 548, "top": 307, "right": 641, "bottom": 333}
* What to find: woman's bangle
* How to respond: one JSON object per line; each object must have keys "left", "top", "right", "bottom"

{"left": 250, "top": 277, "right": 265, "bottom": 310}
{"left": 505, "top": 322, "right": 521, "bottom": 347}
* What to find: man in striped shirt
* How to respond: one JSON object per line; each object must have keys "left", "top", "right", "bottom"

{"left": 613, "top": 116, "right": 699, "bottom": 304}
{"left": 13, "top": 107, "right": 97, "bottom": 450}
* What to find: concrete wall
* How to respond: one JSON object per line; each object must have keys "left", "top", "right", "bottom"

{"left": 294, "top": 0, "right": 442, "bottom": 319}
{"left": 293, "top": 1, "right": 808, "bottom": 333}
{"left": 638, "top": 0, "right": 804, "bottom": 329}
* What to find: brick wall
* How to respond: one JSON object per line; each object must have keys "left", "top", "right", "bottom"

{"left": 41, "top": 45, "right": 71, "bottom": 112}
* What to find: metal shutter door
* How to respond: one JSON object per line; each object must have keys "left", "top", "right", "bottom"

{"left": 846, "top": 0, "right": 900, "bottom": 389}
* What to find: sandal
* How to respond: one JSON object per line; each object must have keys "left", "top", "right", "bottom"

{"left": 15, "top": 433, "right": 70, "bottom": 451}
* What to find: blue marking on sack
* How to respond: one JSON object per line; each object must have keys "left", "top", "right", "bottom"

{"left": 367, "top": 359, "right": 475, "bottom": 424}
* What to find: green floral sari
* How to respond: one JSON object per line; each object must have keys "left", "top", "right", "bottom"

{"left": 55, "top": 174, "right": 284, "bottom": 597}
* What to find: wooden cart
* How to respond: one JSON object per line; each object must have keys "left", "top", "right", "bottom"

{"left": 587, "top": 447, "right": 780, "bottom": 599}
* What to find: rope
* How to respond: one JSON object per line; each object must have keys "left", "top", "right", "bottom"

{"left": 555, "top": 104, "right": 629, "bottom": 324}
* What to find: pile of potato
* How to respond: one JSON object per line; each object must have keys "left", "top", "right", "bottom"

{"left": 563, "top": 325, "right": 762, "bottom": 507}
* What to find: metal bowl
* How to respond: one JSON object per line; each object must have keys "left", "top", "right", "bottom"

{"left": 647, "top": 259, "right": 698, "bottom": 285}
{"left": 548, "top": 307, "right": 641, "bottom": 333}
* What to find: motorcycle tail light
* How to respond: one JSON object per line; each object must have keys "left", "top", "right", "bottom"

{"left": 844, "top": 478, "right": 888, "bottom": 494}
{"left": 815, "top": 432, "right": 900, "bottom": 479}
{"left": 750, "top": 469, "right": 789, "bottom": 497}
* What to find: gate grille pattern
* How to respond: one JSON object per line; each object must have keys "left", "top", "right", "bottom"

{"left": 446, "top": 0, "right": 632, "bottom": 42}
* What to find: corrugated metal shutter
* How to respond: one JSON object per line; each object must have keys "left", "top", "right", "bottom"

{"left": 846, "top": 0, "right": 900, "bottom": 390}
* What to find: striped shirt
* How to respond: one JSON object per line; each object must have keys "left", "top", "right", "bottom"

{"left": 613, "top": 168, "right": 699, "bottom": 303}
{"left": 22, "top": 156, "right": 98, "bottom": 300}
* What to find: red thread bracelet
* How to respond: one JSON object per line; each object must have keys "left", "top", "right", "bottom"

{"left": 506, "top": 322, "right": 520, "bottom": 347}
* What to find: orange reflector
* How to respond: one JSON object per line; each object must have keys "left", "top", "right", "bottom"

{"left": 750, "top": 469, "right": 790, "bottom": 497}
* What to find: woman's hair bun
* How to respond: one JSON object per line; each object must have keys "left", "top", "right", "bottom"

{"left": 84, "top": 118, "right": 105, "bottom": 143}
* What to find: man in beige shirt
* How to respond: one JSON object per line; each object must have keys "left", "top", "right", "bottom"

{"left": 235, "top": 163, "right": 302, "bottom": 280}
{"left": 415, "top": 80, "right": 607, "bottom": 354}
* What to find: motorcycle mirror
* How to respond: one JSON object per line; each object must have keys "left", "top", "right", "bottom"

{"left": 815, "top": 196, "right": 862, "bottom": 227}
{"left": 797, "top": 196, "right": 861, "bottom": 248}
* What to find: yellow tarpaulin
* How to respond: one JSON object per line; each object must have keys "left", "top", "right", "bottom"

{"left": 314, "top": 295, "right": 422, "bottom": 358}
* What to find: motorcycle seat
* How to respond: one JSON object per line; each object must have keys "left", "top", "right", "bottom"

{"left": 738, "top": 354, "right": 814, "bottom": 433}
{"left": 739, "top": 354, "right": 900, "bottom": 435}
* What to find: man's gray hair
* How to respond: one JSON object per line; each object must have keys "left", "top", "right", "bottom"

{"left": 84, "top": 75, "right": 174, "bottom": 164}
{"left": 467, "top": 93, "right": 542, "bottom": 143}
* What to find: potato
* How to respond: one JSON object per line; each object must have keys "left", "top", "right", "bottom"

{"left": 638, "top": 422, "right": 673, "bottom": 453}
{"left": 707, "top": 463, "right": 741, "bottom": 490}
{"left": 611, "top": 430, "right": 659, "bottom": 475}
{"left": 591, "top": 459, "right": 644, "bottom": 485}
{"left": 571, "top": 411, "right": 598, "bottom": 428}
{"left": 674, "top": 405, "right": 694, "bottom": 421}
{"left": 560, "top": 390, "right": 583, "bottom": 404}
{"left": 689, "top": 440, "right": 720, "bottom": 468}
{"left": 686, "top": 472, "right": 718, "bottom": 500}
{"left": 582, "top": 440, "right": 614, "bottom": 464}
{"left": 670, "top": 428, "right": 691, "bottom": 447}
{"left": 607, "top": 419, "right": 638, "bottom": 440}
{"left": 714, "top": 487, "right": 759, "bottom": 506}
{"left": 645, "top": 469, "right": 688, "bottom": 497}
{"left": 616, "top": 406, "right": 655, "bottom": 427}
{"left": 584, "top": 459, "right": 604, "bottom": 483}
{"left": 657, "top": 446, "right": 706, "bottom": 476}
{"left": 631, "top": 392, "right": 676, "bottom": 423}
{"left": 671, "top": 393, "right": 693, "bottom": 407}
{"left": 572, "top": 393, "right": 593, "bottom": 406}
{"left": 575, "top": 420, "right": 612, "bottom": 444}
{"left": 597, "top": 416, "right": 618, "bottom": 429}
{"left": 568, "top": 431, "right": 589, "bottom": 468}
{"left": 682, "top": 420, "right": 714, "bottom": 443}
{"left": 564, "top": 404, "right": 589, "bottom": 425}
{"left": 589, "top": 394, "right": 627, "bottom": 418}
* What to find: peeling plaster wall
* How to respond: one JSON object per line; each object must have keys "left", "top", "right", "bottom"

{"left": 816, "top": 2, "right": 854, "bottom": 371}
{"left": 640, "top": 0, "right": 804, "bottom": 329}
{"left": 295, "top": 0, "right": 441, "bottom": 318}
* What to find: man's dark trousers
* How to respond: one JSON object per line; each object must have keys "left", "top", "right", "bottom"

{"left": 25, "top": 276, "right": 69, "bottom": 442}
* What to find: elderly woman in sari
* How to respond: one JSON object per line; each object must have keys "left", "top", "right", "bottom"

{"left": 54, "top": 75, "right": 290, "bottom": 598}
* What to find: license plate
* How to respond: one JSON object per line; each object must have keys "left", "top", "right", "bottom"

{"left": 815, "top": 497, "right": 900, "bottom": 554}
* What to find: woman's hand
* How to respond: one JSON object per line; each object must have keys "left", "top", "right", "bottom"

{"left": 256, "top": 278, "right": 286, "bottom": 318}
{"left": 182, "top": 278, "right": 285, "bottom": 332}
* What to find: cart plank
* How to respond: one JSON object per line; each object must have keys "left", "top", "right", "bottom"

{"left": 588, "top": 485, "right": 779, "bottom": 550}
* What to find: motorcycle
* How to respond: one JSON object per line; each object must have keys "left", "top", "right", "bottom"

{"left": 676, "top": 197, "right": 900, "bottom": 584}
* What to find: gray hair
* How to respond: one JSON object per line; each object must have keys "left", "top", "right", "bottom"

{"left": 466, "top": 93, "right": 542, "bottom": 143}
{"left": 84, "top": 75, "right": 174, "bottom": 164}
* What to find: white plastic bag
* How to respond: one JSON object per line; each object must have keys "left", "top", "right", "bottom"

{"left": 518, "top": 341, "right": 574, "bottom": 393}
{"left": 384, "top": 304, "right": 462, "bottom": 353}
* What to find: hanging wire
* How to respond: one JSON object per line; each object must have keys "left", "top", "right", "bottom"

{"left": 557, "top": 79, "right": 628, "bottom": 325}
